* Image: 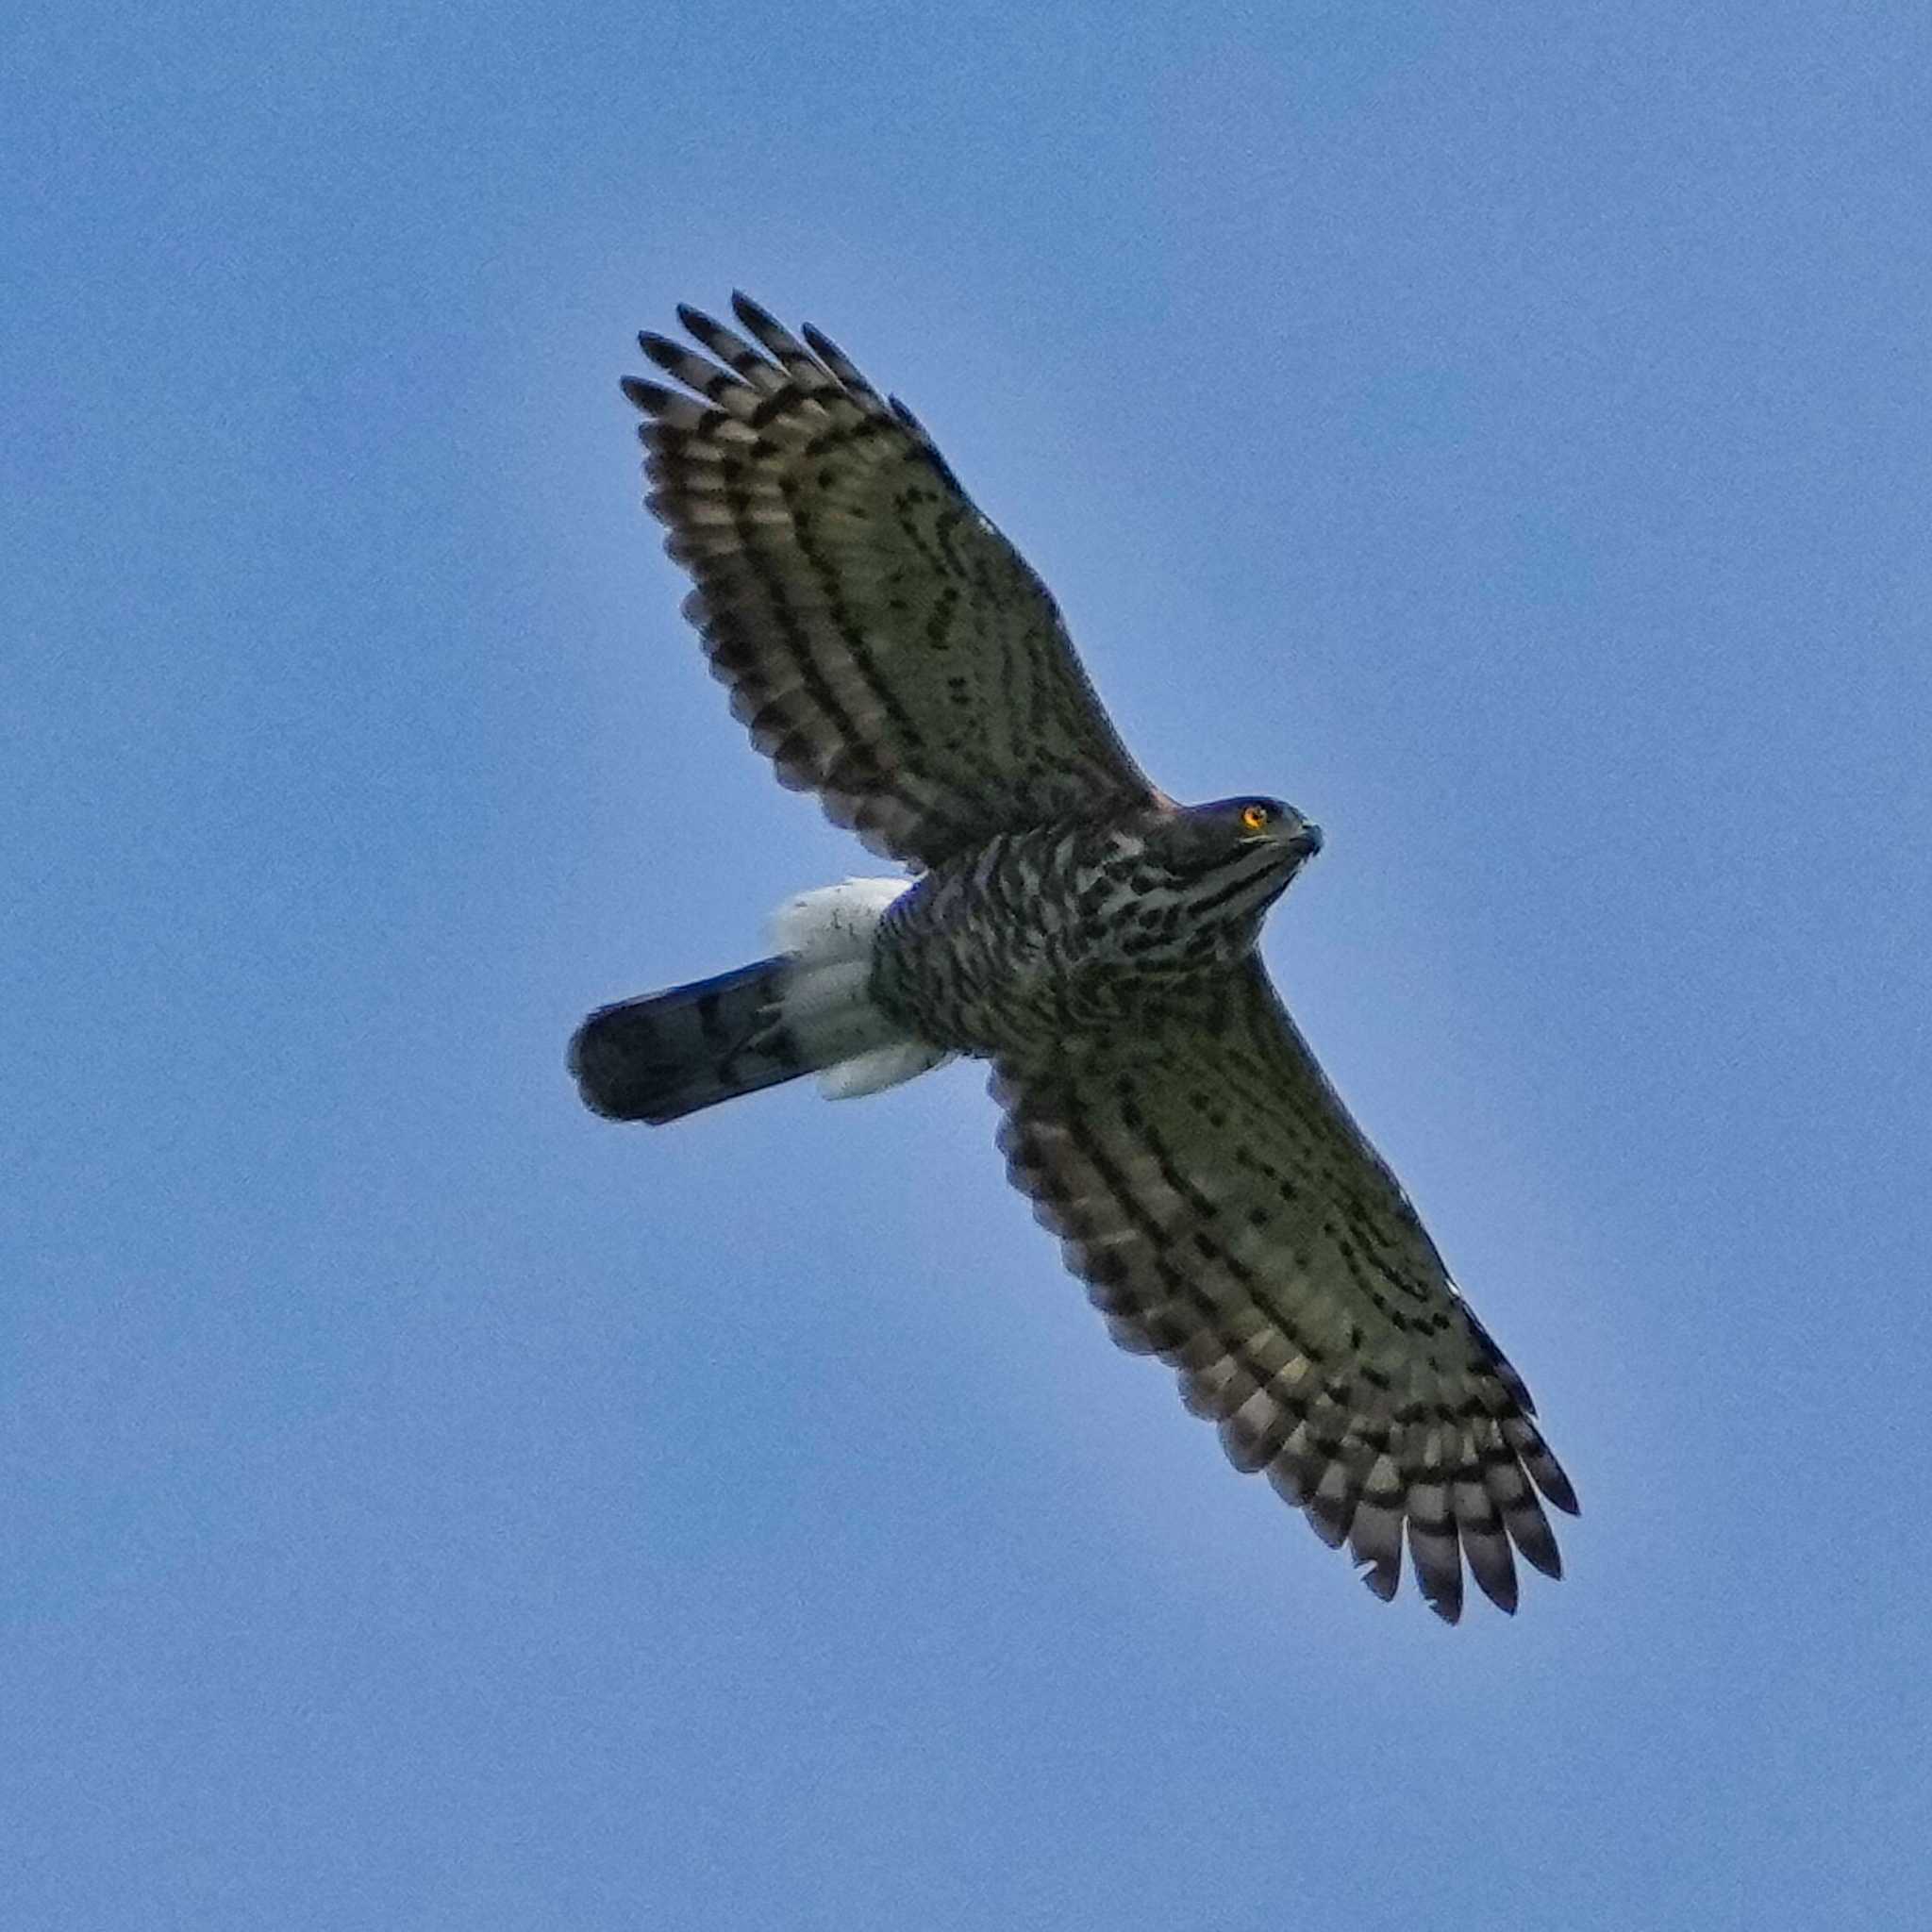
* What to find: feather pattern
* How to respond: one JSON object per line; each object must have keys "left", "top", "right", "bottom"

{"left": 624, "top": 294, "right": 1161, "bottom": 867}
{"left": 991, "top": 959, "right": 1577, "bottom": 1622}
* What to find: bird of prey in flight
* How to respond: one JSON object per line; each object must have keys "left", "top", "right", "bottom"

{"left": 571, "top": 293, "right": 1578, "bottom": 1622}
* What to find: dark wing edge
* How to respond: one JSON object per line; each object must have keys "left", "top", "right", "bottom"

{"left": 624, "top": 292, "right": 1162, "bottom": 868}
{"left": 991, "top": 961, "right": 1578, "bottom": 1624}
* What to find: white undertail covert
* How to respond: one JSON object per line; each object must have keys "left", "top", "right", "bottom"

{"left": 769, "top": 878, "right": 954, "bottom": 1100}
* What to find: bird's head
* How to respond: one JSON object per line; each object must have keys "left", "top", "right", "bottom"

{"left": 1115, "top": 795, "right": 1324, "bottom": 962}
{"left": 1149, "top": 795, "right": 1322, "bottom": 881}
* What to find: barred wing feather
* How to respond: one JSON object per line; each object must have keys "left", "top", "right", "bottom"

{"left": 625, "top": 294, "right": 1161, "bottom": 868}
{"left": 992, "top": 960, "right": 1578, "bottom": 1622}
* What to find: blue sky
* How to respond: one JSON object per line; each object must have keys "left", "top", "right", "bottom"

{"left": 6, "top": 3, "right": 1929, "bottom": 1925}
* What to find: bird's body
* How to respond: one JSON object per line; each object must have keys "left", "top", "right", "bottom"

{"left": 572, "top": 805, "right": 1312, "bottom": 1121}
{"left": 874, "top": 807, "right": 1317, "bottom": 1056}
{"left": 573, "top": 292, "right": 1579, "bottom": 1622}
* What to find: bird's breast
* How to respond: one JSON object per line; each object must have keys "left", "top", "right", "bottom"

{"left": 868, "top": 829, "right": 1235, "bottom": 1058}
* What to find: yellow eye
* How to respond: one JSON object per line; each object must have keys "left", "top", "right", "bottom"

{"left": 1240, "top": 803, "right": 1272, "bottom": 833}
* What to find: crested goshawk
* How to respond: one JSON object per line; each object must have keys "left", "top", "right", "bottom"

{"left": 571, "top": 294, "right": 1578, "bottom": 1622}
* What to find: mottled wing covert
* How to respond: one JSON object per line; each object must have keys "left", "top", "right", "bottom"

{"left": 992, "top": 960, "right": 1578, "bottom": 1622}
{"left": 625, "top": 295, "right": 1161, "bottom": 867}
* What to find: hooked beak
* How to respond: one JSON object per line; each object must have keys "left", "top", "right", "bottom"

{"left": 1286, "top": 820, "right": 1324, "bottom": 859}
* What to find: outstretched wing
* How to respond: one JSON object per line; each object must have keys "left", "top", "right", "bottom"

{"left": 625, "top": 294, "right": 1162, "bottom": 868}
{"left": 992, "top": 959, "right": 1577, "bottom": 1623}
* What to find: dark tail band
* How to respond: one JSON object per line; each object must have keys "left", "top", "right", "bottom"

{"left": 569, "top": 958, "right": 805, "bottom": 1124}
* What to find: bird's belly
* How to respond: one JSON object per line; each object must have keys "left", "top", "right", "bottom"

{"left": 870, "top": 924, "right": 1201, "bottom": 1061}
{"left": 867, "top": 834, "right": 1238, "bottom": 1060}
